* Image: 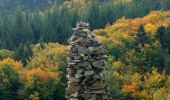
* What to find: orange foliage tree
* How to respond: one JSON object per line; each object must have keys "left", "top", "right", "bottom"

{"left": 18, "top": 68, "right": 60, "bottom": 99}
{"left": 0, "top": 58, "right": 23, "bottom": 99}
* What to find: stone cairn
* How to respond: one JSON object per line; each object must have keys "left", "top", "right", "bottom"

{"left": 66, "top": 22, "right": 111, "bottom": 100}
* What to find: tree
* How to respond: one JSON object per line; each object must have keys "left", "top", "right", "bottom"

{"left": 156, "top": 25, "right": 170, "bottom": 53}
{"left": 87, "top": 0, "right": 100, "bottom": 29}
{"left": 27, "top": 43, "right": 67, "bottom": 99}
{"left": 135, "top": 24, "right": 149, "bottom": 47}
{"left": 162, "top": 25, "right": 170, "bottom": 52}
{"left": 0, "top": 58, "right": 22, "bottom": 100}
{"left": 18, "top": 68, "right": 60, "bottom": 100}
{"left": 14, "top": 43, "right": 33, "bottom": 66}
{"left": 0, "top": 49, "right": 14, "bottom": 60}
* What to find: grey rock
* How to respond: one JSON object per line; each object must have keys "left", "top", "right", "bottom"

{"left": 88, "top": 98, "right": 96, "bottom": 100}
{"left": 77, "top": 69, "right": 84, "bottom": 74}
{"left": 92, "top": 74, "right": 100, "bottom": 79}
{"left": 70, "top": 35, "right": 77, "bottom": 41}
{"left": 88, "top": 46, "right": 108, "bottom": 55}
{"left": 84, "top": 70, "right": 94, "bottom": 76}
{"left": 68, "top": 53, "right": 77, "bottom": 59}
{"left": 99, "top": 70, "right": 106, "bottom": 77}
{"left": 80, "top": 54, "right": 85, "bottom": 57}
{"left": 82, "top": 29, "right": 89, "bottom": 32}
{"left": 92, "top": 60, "right": 106, "bottom": 68}
{"left": 77, "top": 61, "right": 90, "bottom": 67}
{"left": 74, "top": 37, "right": 84, "bottom": 43}
{"left": 66, "top": 68, "right": 74, "bottom": 75}
{"left": 85, "top": 65, "right": 92, "bottom": 70}
{"left": 89, "top": 89, "right": 105, "bottom": 94}
{"left": 101, "top": 94, "right": 110, "bottom": 99}
{"left": 70, "top": 92, "right": 78, "bottom": 98}
{"left": 72, "top": 60, "right": 81, "bottom": 63}
{"left": 68, "top": 62, "right": 76, "bottom": 65}
{"left": 88, "top": 81, "right": 107, "bottom": 90}
{"left": 82, "top": 56, "right": 88, "bottom": 60}
{"left": 76, "top": 21, "right": 89, "bottom": 28}
{"left": 67, "top": 75, "right": 80, "bottom": 82}
{"left": 101, "top": 55, "right": 109, "bottom": 59}
{"left": 75, "top": 73, "right": 83, "bottom": 78}
{"left": 78, "top": 46, "right": 89, "bottom": 55}
{"left": 70, "top": 98, "right": 78, "bottom": 100}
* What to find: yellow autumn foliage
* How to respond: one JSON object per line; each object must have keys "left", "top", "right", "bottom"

{"left": 112, "top": 61, "right": 124, "bottom": 70}
{"left": 28, "top": 43, "right": 67, "bottom": 71}
{"left": 143, "top": 69, "right": 166, "bottom": 89}
{"left": 32, "top": 42, "right": 66, "bottom": 55}
{"left": 20, "top": 68, "right": 60, "bottom": 83}
{"left": 118, "top": 67, "right": 170, "bottom": 99}
{"left": 95, "top": 35, "right": 108, "bottom": 42}
{"left": 122, "top": 81, "right": 139, "bottom": 94}
{"left": 60, "top": 0, "right": 90, "bottom": 11}
{"left": 19, "top": 68, "right": 60, "bottom": 99}
{"left": 94, "top": 11, "right": 170, "bottom": 44}
{"left": 112, "top": 71, "right": 122, "bottom": 81}
{"left": 0, "top": 49, "right": 14, "bottom": 60}
{"left": 144, "top": 23, "right": 157, "bottom": 35}
{"left": 0, "top": 57, "right": 23, "bottom": 70}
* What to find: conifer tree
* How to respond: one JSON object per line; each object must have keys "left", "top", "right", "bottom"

{"left": 135, "top": 24, "right": 149, "bottom": 47}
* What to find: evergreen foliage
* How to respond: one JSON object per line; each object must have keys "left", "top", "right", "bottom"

{"left": 0, "top": 0, "right": 170, "bottom": 99}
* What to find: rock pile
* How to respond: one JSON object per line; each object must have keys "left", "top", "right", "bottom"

{"left": 66, "top": 22, "right": 111, "bottom": 100}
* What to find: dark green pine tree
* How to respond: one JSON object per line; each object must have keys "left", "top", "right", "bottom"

{"left": 154, "top": 25, "right": 170, "bottom": 72}
{"left": 135, "top": 24, "right": 149, "bottom": 47}
{"left": 87, "top": 0, "right": 100, "bottom": 29}
{"left": 0, "top": 65, "right": 20, "bottom": 100}
{"left": 163, "top": 25, "right": 170, "bottom": 52}
{"left": 14, "top": 43, "right": 33, "bottom": 66}
{"left": 155, "top": 26, "right": 166, "bottom": 40}
{"left": 155, "top": 26, "right": 166, "bottom": 46}
{"left": 39, "top": 37, "right": 45, "bottom": 49}
{"left": 155, "top": 25, "right": 170, "bottom": 52}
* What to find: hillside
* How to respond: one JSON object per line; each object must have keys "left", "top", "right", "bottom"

{"left": 94, "top": 11, "right": 170, "bottom": 99}
{"left": 0, "top": 0, "right": 170, "bottom": 51}
{"left": 0, "top": 0, "right": 170, "bottom": 15}
{"left": 0, "top": 0, "right": 65, "bottom": 15}
{"left": 0, "top": 0, "right": 170, "bottom": 99}
{"left": 0, "top": 11, "right": 169, "bottom": 99}
{"left": 95, "top": 11, "right": 170, "bottom": 44}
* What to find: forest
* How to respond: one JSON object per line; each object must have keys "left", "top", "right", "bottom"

{"left": 0, "top": 0, "right": 170, "bottom": 99}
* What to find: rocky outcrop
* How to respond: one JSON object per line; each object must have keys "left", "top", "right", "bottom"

{"left": 66, "top": 22, "right": 111, "bottom": 100}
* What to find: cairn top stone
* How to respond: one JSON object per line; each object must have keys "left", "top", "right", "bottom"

{"left": 76, "top": 21, "right": 89, "bottom": 29}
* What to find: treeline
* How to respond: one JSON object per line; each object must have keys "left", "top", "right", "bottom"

{"left": 94, "top": 11, "right": 170, "bottom": 73}
{"left": 93, "top": 11, "right": 170, "bottom": 99}
{"left": 0, "top": 0, "right": 170, "bottom": 51}
{"left": 0, "top": 43, "right": 67, "bottom": 100}
{"left": 0, "top": 0, "right": 66, "bottom": 15}
{"left": 0, "top": 11, "right": 170, "bottom": 99}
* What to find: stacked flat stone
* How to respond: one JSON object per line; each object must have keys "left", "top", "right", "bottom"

{"left": 66, "top": 22, "right": 111, "bottom": 100}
